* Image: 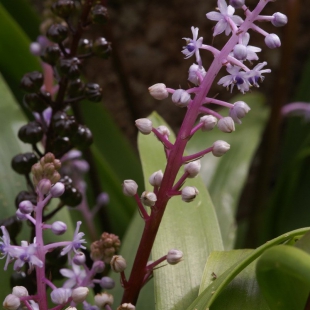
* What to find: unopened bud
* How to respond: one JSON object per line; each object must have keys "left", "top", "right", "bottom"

{"left": 51, "top": 221, "right": 67, "bottom": 235}
{"left": 141, "top": 191, "right": 157, "bottom": 207}
{"left": 200, "top": 115, "right": 217, "bottom": 131}
{"left": 96, "top": 192, "right": 110, "bottom": 206}
{"left": 12, "top": 286, "right": 28, "bottom": 298}
{"left": 167, "top": 249, "right": 183, "bottom": 265}
{"left": 37, "top": 179, "right": 52, "bottom": 195}
{"left": 95, "top": 292, "right": 114, "bottom": 308}
{"left": 171, "top": 89, "right": 191, "bottom": 107}
{"left": 181, "top": 186, "right": 199, "bottom": 202}
{"left": 184, "top": 160, "right": 201, "bottom": 178}
{"left": 233, "top": 44, "right": 247, "bottom": 61}
{"left": 100, "top": 277, "right": 115, "bottom": 289}
{"left": 265, "top": 33, "right": 281, "bottom": 49}
{"left": 135, "top": 118, "right": 152, "bottom": 135}
{"left": 110, "top": 255, "right": 127, "bottom": 273}
{"left": 149, "top": 170, "right": 163, "bottom": 187}
{"left": 157, "top": 125, "right": 170, "bottom": 137}
{"left": 122, "top": 180, "right": 138, "bottom": 196}
{"left": 212, "top": 140, "right": 230, "bottom": 157}
{"left": 117, "top": 303, "right": 136, "bottom": 310}
{"left": 92, "top": 260, "right": 105, "bottom": 273}
{"left": 72, "top": 287, "right": 89, "bottom": 303}
{"left": 16, "top": 209, "right": 27, "bottom": 220}
{"left": 217, "top": 117, "right": 235, "bottom": 133}
{"left": 73, "top": 252, "right": 86, "bottom": 265}
{"left": 65, "top": 308, "right": 77, "bottom": 310}
{"left": 229, "top": 0, "right": 244, "bottom": 8}
{"left": 271, "top": 12, "right": 288, "bottom": 27}
{"left": 19, "top": 200, "right": 34, "bottom": 214}
{"left": 50, "top": 182, "right": 65, "bottom": 197}
{"left": 50, "top": 288, "right": 71, "bottom": 305}
{"left": 3, "top": 294, "right": 20, "bottom": 310}
{"left": 148, "top": 83, "right": 168, "bottom": 100}
{"left": 229, "top": 101, "right": 251, "bottom": 124}
{"left": 188, "top": 63, "right": 207, "bottom": 85}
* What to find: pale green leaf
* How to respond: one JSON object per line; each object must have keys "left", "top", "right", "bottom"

{"left": 187, "top": 92, "right": 269, "bottom": 249}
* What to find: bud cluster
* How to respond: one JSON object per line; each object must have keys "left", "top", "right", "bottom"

{"left": 90, "top": 232, "right": 121, "bottom": 263}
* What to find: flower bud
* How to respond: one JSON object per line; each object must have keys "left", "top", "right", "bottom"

{"left": 135, "top": 118, "right": 152, "bottom": 135}
{"left": 181, "top": 186, "right": 199, "bottom": 202}
{"left": 30, "top": 42, "right": 41, "bottom": 56}
{"left": 156, "top": 125, "right": 170, "bottom": 137}
{"left": 110, "top": 255, "right": 127, "bottom": 273}
{"left": 96, "top": 192, "right": 110, "bottom": 206}
{"left": 229, "top": 0, "right": 244, "bottom": 9}
{"left": 233, "top": 44, "right": 247, "bottom": 61}
{"left": 122, "top": 180, "right": 138, "bottom": 196}
{"left": 65, "top": 308, "right": 77, "bottom": 310}
{"left": 148, "top": 83, "right": 168, "bottom": 100}
{"left": 271, "top": 12, "right": 288, "bottom": 27}
{"left": 37, "top": 179, "right": 52, "bottom": 195}
{"left": 51, "top": 221, "right": 67, "bottom": 235}
{"left": 265, "top": 33, "right": 281, "bottom": 49}
{"left": 3, "top": 294, "right": 20, "bottom": 310}
{"left": 229, "top": 101, "right": 251, "bottom": 124}
{"left": 171, "top": 89, "right": 191, "bottom": 107}
{"left": 73, "top": 252, "right": 86, "bottom": 265}
{"left": 200, "top": 115, "right": 217, "bottom": 131}
{"left": 149, "top": 170, "right": 163, "bottom": 187}
{"left": 141, "top": 191, "right": 157, "bottom": 207}
{"left": 92, "top": 260, "right": 105, "bottom": 273}
{"left": 184, "top": 160, "right": 201, "bottom": 178}
{"left": 212, "top": 140, "right": 230, "bottom": 157}
{"left": 217, "top": 117, "right": 235, "bottom": 133}
{"left": 167, "top": 249, "right": 183, "bottom": 265}
{"left": 16, "top": 209, "right": 27, "bottom": 220}
{"left": 72, "top": 287, "right": 89, "bottom": 303}
{"left": 50, "top": 288, "right": 71, "bottom": 305}
{"left": 188, "top": 63, "right": 207, "bottom": 85}
{"left": 100, "top": 276, "right": 115, "bottom": 289}
{"left": 12, "top": 286, "right": 28, "bottom": 298}
{"left": 50, "top": 182, "right": 65, "bottom": 197}
{"left": 117, "top": 303, "right": 136, "bottom": 310}
{"left": 95, "top": 292, "right": 114, "bottom": 308}
{"left": 18, "top": 200, "right": 34, "bottom": 214}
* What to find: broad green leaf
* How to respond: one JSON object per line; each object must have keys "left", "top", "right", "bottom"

{"left": 200, "top": 250, "right": 269, "bottom": 309}
{"left": 187, "top": 92, "right": 269, "bottom": 249}
{"left": 256, "top": 245, "right": 310, "bottom": 310}
{"left": 1, "top": 0, "right": 40, "bottom": 40}
{"left": 187, "top": 227, "right": 310, "bottom": 310}
{"left": 138, "top": 112, "right": 223, "bottom": 309}
{"left": 0, "top": 3, "right": 40, "bottom": 108}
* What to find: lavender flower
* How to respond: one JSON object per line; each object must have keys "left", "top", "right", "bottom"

{"left": 60, "top": 263, "right": 87, "bottom": 288}
{"left": 182, "top": 27, "right": 203, "bottom": 66}
{"left": 206, "top": 0, "right": 243, "bottom": 36}
{"left": 60, "top": 221, "right": 87, "bottom": 256}
{"left": 10, "top": 242, "right": 43, "bottom": 271}
{"left": 0, "top": 226, "right": 13, "bottom": 270}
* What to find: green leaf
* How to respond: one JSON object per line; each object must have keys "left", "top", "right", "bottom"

{"left": 187, "top": 227, "right": 310, "bottom": 310}
{"left": 0, "top": 3, "right": 40, "bottom": 88}
{"left": 138, "top": 112, "right": 223, "bottom": 309}
{"left": 256, "top": 245, "right": 310, "bottom": 310}
{"left": 187, "top": 92, "right": 269, "bottom": 249}
{"left": 200, "top": 250, "right": 269, "bottom": 310}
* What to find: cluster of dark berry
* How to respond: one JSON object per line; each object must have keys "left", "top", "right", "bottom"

{"left": 11, "top": 0, "right": 110, "bottom": 211}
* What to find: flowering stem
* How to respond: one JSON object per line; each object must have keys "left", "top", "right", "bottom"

{"left": 182, "top": 147, "right": 213, "bottom": 163}
{"left": 134, "top": 194, "right": 150, "bottom": 220}
{"left": 172, "top": 172, "right": 189, "bottom": 191}
{"left": 121, "top": 0, "right": 270, "bottom": 305}
{"left": 199, "top": 107, "right": 223, "bottom": 119}
{"left": 204, "top": 97, "right": 234, "bottom": 108}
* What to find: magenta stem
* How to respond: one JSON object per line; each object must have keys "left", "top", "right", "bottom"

{"left": 172, "top": 172, "right": 189, "bottom": 191}
{"left": 204, "top": 97, "right": 234, "bottom": 108}
{"left": 146, "top": 255, "right": 168, "bottom": 270}
{"left": 43, "top": 277, "right": 57, "bottom": 290}
{"left": 134, "top": 193, "right": 150, "bottom": 220}
{"left": 152, "top": 128, "right": 174, "bottom": 149}
{"left": 183, "top": 147, "right": 213, "bottom": 163}
{"left": 190, "top": 122, "right": 203, "bottom": 136}
{"left": 199, "top": 107, "right": 223, "bottom": 119}
{"left": 282, "top": 102, "right": 310, "bottom": 115}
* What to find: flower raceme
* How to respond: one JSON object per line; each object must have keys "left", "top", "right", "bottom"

{"left": 122, "top": 0, "right": 286, "bottom": 305}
